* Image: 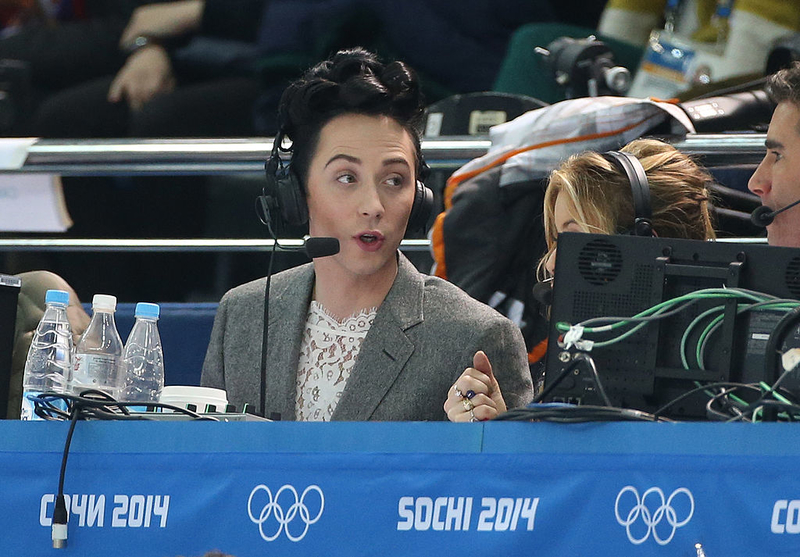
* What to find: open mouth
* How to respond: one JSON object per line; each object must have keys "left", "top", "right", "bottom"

{"left": 355, "top": 231, "right": 385, "bottom": 251}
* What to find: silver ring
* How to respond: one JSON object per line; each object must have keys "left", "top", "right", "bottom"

{"left": 469, "top": 409, "right": 479, "bottom": 423}
{"left": 453, "top": 385, "right": 464, "bottom": 398}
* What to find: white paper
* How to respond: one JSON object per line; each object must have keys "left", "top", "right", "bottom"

{"left": 0, "top": 173, "right": 72, "bottom": 232}
{"left": 0, "top": 138, "right": 37, "bottom": 169}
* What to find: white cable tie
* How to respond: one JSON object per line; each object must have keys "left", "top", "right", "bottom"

{"left": 575, "top": 339, "right": 595, "bottom": 351}
{"left": 781, "top": 348, "right": 800, "bottom": 372}
{"left": 563, "top": 325, "right": 585, "bottom": 350}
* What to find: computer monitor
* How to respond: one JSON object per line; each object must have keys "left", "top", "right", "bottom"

{"left": 0, "top": 274, "right": 21, "bottom": 419}
{"left": 543, "top": 233, "right": 800, "bottom": 418}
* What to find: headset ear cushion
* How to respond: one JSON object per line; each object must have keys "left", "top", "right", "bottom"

{"left": 407, "top": 180, "right": 434, "bottom": 232}
{"left": 275, "top": 166, "right": 308, "bottom": 226}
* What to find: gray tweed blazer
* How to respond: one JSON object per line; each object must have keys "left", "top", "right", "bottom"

{"left": 201, "top": 253, "right": 532, "bottom": 420}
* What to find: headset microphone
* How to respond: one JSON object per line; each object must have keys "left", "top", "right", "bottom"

{"left": 304, "top": 236, "right": 340, "bottom": 258}
{"left": 750, "top": 198, "right": 800, "bottom": 227}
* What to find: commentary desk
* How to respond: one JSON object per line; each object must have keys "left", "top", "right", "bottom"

{"left": 2, "top": 420, "right": 799, "bottom": 556}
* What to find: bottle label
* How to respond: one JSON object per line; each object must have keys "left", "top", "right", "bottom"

{"left": 72, "top": 353, "right": 120, "bottom": 397}
{"left": 20, "top": 391, "right": 67, "bottom": 421}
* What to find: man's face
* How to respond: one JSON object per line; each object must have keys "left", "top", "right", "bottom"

{"left": 748, "top": 101, "right": 800, "bottom": 247}
{"left": 304, "top": 113, "right": 416, "bottom": 281}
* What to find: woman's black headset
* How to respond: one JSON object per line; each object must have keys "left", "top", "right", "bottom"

{"left": 261, "top": 129, "right": 434, "bottom": 232}
{"left": 602, "top": 150, "right": 654, "bottom": 237}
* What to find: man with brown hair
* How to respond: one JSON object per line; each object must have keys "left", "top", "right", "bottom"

{"left": 749, "top": 61, "right": 800, "bottom": 248}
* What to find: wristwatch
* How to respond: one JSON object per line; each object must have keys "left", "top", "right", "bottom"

{"left": 123, "top": 35, "right": 158, "bottom": 56}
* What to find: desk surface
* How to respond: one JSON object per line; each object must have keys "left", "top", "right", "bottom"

{"left": 2, "top": 421, "right": 799, "bottom": 556}
{"left": 3, "top": 419, "right": 800, "bottom": 455}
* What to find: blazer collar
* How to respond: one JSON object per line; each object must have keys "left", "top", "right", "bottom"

{"left": 333, "top": 252, "right": 424, "bottom": 420}
{"left": 381, "top": 252, "right": 425, "bottom": 331}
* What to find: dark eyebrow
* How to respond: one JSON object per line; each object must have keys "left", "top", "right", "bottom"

{"left": 324, "top": 153, "right": 360, "bottom": 168}
{"left": 324, "top": 154, "right": 411, "bottom": 169}
{"left": 383, "top": 157, "right": 411, "bottom": 168}
{"left": 765, "top": 139, "right": 784, "bottom": 151}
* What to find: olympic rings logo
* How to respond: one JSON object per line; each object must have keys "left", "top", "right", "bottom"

{"left": 247, "top": 484, "right": 325, "bottom": 542}
{"left": 614, "top": 486, "right": 694, "bottom": 545}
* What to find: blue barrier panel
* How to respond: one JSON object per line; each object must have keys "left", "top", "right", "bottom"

{"left": 2, "top": 421, "right": 800, "bottom": 555}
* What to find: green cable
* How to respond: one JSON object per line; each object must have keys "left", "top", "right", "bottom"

{"left": 557, "top": 288, "right": 772, "bottom": 336}
{"left": 759, "top": 380, "right": 793, "bottom": 405}
{"left": 680, "top": 305, "right": 725, "bottom": 370}
{"left": 696, "top": 301, "right": 800, "bottom": 368}
{"left": 695, "top": 308, "right": 728, "bottom": 370}
{"left": 592, "top": 302, "right": 689, "bottom": 348}
{"left": 555, "top": 287, "right": 795, "bottom": 417}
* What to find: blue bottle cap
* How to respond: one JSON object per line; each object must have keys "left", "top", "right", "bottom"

{"left": 134, "top": 302, "right": 160, "bottom": 319}
{"left": 45, "top": 289, "right": 69, "bottom": 306}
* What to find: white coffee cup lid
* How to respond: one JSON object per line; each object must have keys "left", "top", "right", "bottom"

{"left": 159, "top": 386, "right": 228, "bottom": 410}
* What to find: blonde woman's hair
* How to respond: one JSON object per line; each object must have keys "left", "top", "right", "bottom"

{"left": 539, "top": 138, "right": 716, "bottom": 278}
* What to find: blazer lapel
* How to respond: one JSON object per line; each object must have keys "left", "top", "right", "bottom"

{"left": 265, "top": 265, "right": 314, "bottom": 421}
{"left": 333, "top": 254, "right": 424, "bottom": 421}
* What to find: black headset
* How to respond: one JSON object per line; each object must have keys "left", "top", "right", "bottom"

{"left": 262, "top": 129, "right": 435, "bottom": 232}
{"left": 601, "top": 150, "right": 654, "bottom": 237}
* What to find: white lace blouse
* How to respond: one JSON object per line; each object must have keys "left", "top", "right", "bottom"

{"left": 295, "top": 301, "right": 377, "bottom": 421}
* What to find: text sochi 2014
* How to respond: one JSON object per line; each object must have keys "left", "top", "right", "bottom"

{"left": 39, "top": 494, "right": 170, "bottom": 528}
{"left": 397, "top": 496, "right": 538, "bottom": 532}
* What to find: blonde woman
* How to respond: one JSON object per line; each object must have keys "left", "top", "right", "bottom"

{"left": 541, "top": 138, "right": 716, "bottom": 278}
{"left": 445, "top": 138, "right": 716, "bottom": 419}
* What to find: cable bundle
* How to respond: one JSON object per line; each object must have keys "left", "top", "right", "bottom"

{"left": 496, "top": 403, "right": 667, "bottom": 423}
{"left": 544, "top": 287, "right": 800, "bottom": 423}
{"left": 30, "top": 390, "right": 219, "bottom": 422}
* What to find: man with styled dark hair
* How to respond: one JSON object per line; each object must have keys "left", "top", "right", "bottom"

{"left": 749, "top": 62, "right": 800, "bottom": 248}
{"left": 201, "top": 48, "right": 533, "bottom": 422}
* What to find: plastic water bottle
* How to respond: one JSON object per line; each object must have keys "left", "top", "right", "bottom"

{"left": 72, "top": 294, "right": 123, "bottom": 399}
{"left": 21, "top": 289, "right": 74, "bottom": 420}
{"left": 120, "top": 302, "right": 164, "bottom": 408}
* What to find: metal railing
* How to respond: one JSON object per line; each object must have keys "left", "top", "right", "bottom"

{"left": 15, "top": 133, "right": 765, "bottom": 175}
{"left": 17, "top": 137, "right": 493, "bottom": 175}
{"left": 1, "top": 133, "right": 764, "bottom": 253}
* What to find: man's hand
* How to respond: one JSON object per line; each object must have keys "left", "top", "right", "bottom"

{"left": 108, "top": 45, "right": 176, "bottom": 111}
{"left": 444, "top": 351, "right": 508, "bottom": 422}
{"left": 119, "top": 0, "right": 204, "bottom": 49}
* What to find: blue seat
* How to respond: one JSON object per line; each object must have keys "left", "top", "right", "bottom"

{"left": 83, "top": 302, "right": 218, "bottom": 387}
